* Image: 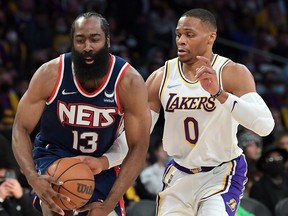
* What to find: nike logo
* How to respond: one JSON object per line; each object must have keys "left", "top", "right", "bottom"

{"left": 104, "top": 91, "right": 114, "bottom": 98}
{"left": 231, "top": 100, "right": 238, "bottom": 112}
{"left": 62, "top": 89, "right": 77, "bottom": 95}
{"left": 167, "top": 83, "right": 181, "bottom": 89}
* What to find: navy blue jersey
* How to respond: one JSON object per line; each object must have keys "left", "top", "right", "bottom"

{"left": 33, "top": 53, "right": 130, "bottom": 173}
{"left": 32, "top": 53, "right": 129, "bottom": 215}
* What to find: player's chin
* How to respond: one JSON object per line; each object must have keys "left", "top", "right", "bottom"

{"left": 178, "top": 55, "right": 190, "bottom": 63}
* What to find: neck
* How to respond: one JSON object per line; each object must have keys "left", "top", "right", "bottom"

{"left": 181, "top": 53, "right": 215, "bottom": 81}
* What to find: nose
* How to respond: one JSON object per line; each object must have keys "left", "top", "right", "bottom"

{"left": 83, "top": 40, "right": 93, "bottom": 52}
{"left": 177, "top": 35, "right": 186, "bottom": 45}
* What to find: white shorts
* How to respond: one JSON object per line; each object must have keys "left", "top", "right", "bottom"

{"left": 156, "top": 155, "right": 247, "bottom": 216}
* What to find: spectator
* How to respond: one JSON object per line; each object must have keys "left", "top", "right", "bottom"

{"left": 237, "top": 129, "right": 263, "bottom": 196}
{"left": 0, "top": 134, "right": 40, "bottom": 216}
{"left": 250, "top": 145, "right": 288, "bottom": 213}
{"left": 139, "top": 139, "right": 168, "bottom": 200}
{"left": 274, "top": 130, "right": 288, "bottom": 169}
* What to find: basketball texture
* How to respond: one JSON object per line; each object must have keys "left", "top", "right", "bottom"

{"left": 46, "top": 157, "right": 95, "bottom": 210}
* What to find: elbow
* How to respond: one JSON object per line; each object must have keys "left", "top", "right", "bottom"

{"left": 252, "top": 118, "right": 275, "bottom": 137}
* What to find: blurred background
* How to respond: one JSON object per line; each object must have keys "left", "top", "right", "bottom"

{"left": 0, "top": 0, "right": 288, "bottom": 215}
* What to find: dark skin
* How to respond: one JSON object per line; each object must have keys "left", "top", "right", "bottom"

{"left": 12, "top": 16, "right": 151, "bottom": 216}
{"left": 146, "top": 16, "right": 256, "bottom": 114}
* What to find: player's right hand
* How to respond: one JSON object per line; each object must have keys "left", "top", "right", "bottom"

{"left": 74, "top": 155, "right": 108, "bottom": 175}
{"left": 28, "top": 173, "right": 69, "bottom": 215}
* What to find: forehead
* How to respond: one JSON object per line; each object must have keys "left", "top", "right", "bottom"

{"left": 74, "top": 16, "right": 103, "bottom": 36}
{"left": 176, "top": 16, "right": 204, "bottom": 31}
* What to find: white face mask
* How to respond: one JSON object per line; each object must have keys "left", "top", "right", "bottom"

{"left": 6, "top": 30, "right": 18, "bottom": 43}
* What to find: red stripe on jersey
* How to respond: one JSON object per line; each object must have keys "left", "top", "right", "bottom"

{"left": 115, "top": 63, "right": 130, "bottom": 114}
{"left": 47, "top": 54, "right": 64, "bottom": 103}
{"left": 113, "top": 166, "right": 126, "bottom": 216}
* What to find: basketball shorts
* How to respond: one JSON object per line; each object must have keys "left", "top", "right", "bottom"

{"left": 156, "top": 154, "right": 248, "bottom": 216}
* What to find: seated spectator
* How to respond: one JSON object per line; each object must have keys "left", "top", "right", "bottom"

{"left": 250, "top": 145, "right": 288, "bottom": 213}
{"left": 274, "top": 130, "right": 288, "bottom": 170}
{"left": 0, "top": 145, "right": 41, "bottom": 216}
{"left": 274, "top": 130, "right": 288, "bottom": 152}
{"left": 237, "top": 129, "right": 263, "bottom": 196}
{"left": 138, "top": 139, "right": 168, "bottom": 200}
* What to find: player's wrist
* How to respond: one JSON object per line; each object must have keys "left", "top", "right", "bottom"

{"left": 26, "top": 171, "right": 41, "bottom": 186}
{"left": 210, "top": 88, "right": 223, "bottom": 99}
{"left": 99, "top": 156, "right": 110, "bottom": 170}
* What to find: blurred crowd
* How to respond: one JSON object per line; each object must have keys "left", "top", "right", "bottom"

{"left": 0, "top": 0, "right": 288, "bottom": 215}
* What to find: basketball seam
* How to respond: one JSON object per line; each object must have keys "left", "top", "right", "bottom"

{"left": 56, "top": 162, "right": 83, "bottom": 181}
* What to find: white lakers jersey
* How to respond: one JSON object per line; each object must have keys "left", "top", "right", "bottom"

{"left": 160, "top": 54, "right": 243, "bottom": 168}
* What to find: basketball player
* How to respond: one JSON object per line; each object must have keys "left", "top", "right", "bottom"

{"left": 11, "top": 12, "right": 151, "bottom": 216}
{"left": 146, "top": 8, "right": 275, "bottom": 215}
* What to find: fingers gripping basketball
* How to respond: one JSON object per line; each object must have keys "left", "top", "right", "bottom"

{"left": 46, "top": 157, "right": 95, "bottom": 210}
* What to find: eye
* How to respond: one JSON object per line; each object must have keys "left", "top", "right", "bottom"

{"left": 91, "top": 38, "right": 100, "bottom": 43}
{"left": 75, "top": 38, "right": 85, "bottom": 44}
{"left": 187, "top": 33, "right": 194, "bottom": 38}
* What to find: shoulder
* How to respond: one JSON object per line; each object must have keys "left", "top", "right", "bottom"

{"left": 224, "top": 61, "right": 252, "bottom": 76}
{"left": 222, "top": 60, "right": 256, "bottom": 96}
{"left": 117, "top": 65, "right": 148, "bottom": 105}
{"left": 120, "top": 64, "right": 145, "bottom": 88}
{"left": 146, "top": 66, "right": 165, "bottom": 89}
{"left": 33, "top": 56, "right": 60, "bottom": 80}
{"left": 223, "top": 61, "right": 254, "bottom": 83}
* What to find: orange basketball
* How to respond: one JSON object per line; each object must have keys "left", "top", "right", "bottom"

{"left": 46, "top": 157, "right": 95, "bottom": 210}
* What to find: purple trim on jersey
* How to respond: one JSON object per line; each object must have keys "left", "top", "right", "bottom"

{"left": 220, "top": 154, "right": 247, "bottom": 216}
{"left": 172, "top": 159, "right": 216, "bottom": 174}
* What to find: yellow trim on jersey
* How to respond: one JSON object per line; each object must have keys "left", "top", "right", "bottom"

{"left": 211, "top": 54, "right": 218, "bottom": 67}
{"left": 218, "top": 58, "right": 230, "bottom": 90}
{"left": 160, "top": 60, "right": 171, "bottom": 100}
{"left": 177, "top": 54, "right": 219, "bottom": 85}
{"left": 157, "top": 164, "right": 174, "bottom": 215}
{"left": 202, "top": 160, "right": 234, "bottom": 200}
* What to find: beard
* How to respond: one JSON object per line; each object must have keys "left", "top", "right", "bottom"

{"left": 71, "top": 43, "right": 110, "bottom": 83}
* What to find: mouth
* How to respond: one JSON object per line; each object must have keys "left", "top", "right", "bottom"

{"left": 177, "top": 48, "right": 188, "bottom": 57}
{"left": 84, "top": 57, "right": 94, "bottom": 64}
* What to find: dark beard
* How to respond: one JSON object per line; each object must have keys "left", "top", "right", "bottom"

{"left": 71, "top": 43, "right": 110, "bottom": 83}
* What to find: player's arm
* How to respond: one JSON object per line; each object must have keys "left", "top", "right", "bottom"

{"left": 92, "top": 65, "right": 151, "bottom": 214}
{"left": 76, "top": 131, "right": 128, "bottom": 174}
{"left": 219, "top": 62, "right": 274, "bottom": 136}
{"left": 196, "top": 56, "right": 274, "bottom": 136}
{"left": 109, "top": 65, "right": 151, "bottom": 209}
{"left": 12, "top": 58, "right": 67, "bottom": 215}
{"left": 146, "top": 66, "right": 164, "bottom": 132}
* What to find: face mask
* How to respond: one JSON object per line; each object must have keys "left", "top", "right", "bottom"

{"left": 6, "top": 30, "right": 18, "bottom": 43}
{"left": 272, "top": 85, "right": 285, "bottom": 95}
{"left": 263, "top": 161, "right": 284, "bottom": 177}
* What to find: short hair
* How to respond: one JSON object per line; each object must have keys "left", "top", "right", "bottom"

{"left": 181, "top": 8, "right": 217, "bottom": 31}
{"left": 70, "top": 11, "right": 110, "bottom": 39}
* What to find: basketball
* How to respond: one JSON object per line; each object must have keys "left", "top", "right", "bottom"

{"left": 46, "top": 157, "right": 95, "bottom": 210}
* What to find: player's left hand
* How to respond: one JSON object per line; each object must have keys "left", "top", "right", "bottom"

{"left": 77, "top": 200, "right": 114, "bottom": 216}
{"left": 73, "top": 155, "right": 109, "bottom": 175}
{"left": 195, "top": 55, "right": 220, "bottom": 95}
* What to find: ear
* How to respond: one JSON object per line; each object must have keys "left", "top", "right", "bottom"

{"left": 208, "top": 32, "right": 217, "bottom": 45}
{"left": 107, "top": 35, "right": 111, "bottom": 48}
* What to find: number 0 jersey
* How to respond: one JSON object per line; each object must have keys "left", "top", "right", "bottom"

{"left": 33, "top": 52, "right": 130, "bottom": 173}
{"left": 160, "top": 54, "right": 243, "bottom": 169}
